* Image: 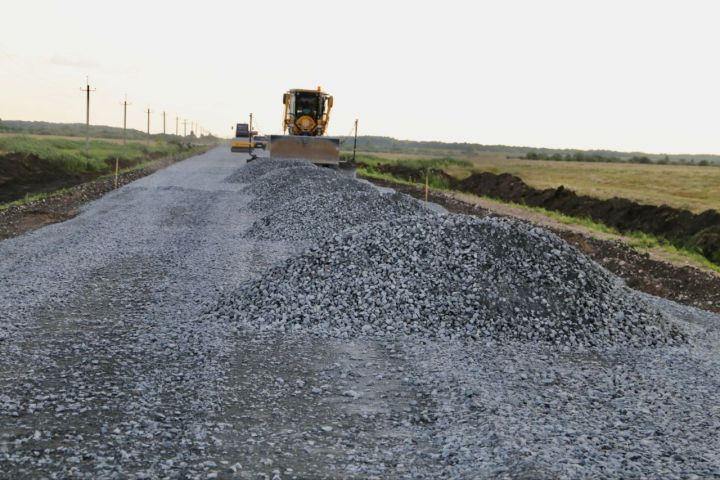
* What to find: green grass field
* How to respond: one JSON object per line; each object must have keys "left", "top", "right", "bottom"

{"left": 351, "top": 152, "right": 720, "bottom": 214}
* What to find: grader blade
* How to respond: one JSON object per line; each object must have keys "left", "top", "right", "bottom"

{"left": 270, "top": 135, "right": 340, "bottom": 166}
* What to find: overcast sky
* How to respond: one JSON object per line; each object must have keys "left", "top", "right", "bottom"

{"left": 2, "top": 0, "right": 719, "bottom": 153}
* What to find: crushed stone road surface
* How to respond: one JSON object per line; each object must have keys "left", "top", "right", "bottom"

{"left": 1, "top": 148, "right": 719, "bottom": 479}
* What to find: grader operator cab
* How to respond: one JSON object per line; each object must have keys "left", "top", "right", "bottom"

{"left": 269, "top": 87, "right": 341, "bottom": 166}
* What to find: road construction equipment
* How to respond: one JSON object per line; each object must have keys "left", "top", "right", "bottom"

{"left": 253, "top": 136, "right": 268, "bottom": 150}
{"left": 231, "top": 123, "right": 257, "bottom": 152}
{"left": 270, "top": 87, "right": 340, "bottom": 165}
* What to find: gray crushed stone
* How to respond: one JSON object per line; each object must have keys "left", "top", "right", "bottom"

{"left": 245, "top": 190, "right": 434, "bottom": 242}
{"left": 242, "top": 165, "right": 377, "bottom": 212}
{"left": 398, "top": 328, "right": 720, "bottom": 479}
{"left": 225, "top": 158, "right": 311, "bottom": 184}
{"left": 2, "top": 151, "right": 719, "bottom": 479}
{"left": 215, "top": 160, "right": 720, "bottom": 478}
{"left": 216, "top": 214, "right": 685, "bottom": 347}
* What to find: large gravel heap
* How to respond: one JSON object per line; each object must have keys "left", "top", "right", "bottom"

{"left": 241, "top": 164, "right": 378, "bottom": 211}
{"left": 216, "top": 211, "right": 685, "bottom": 347}
{"left": 245, "top": 190, "right": 432, "bottom": 242}
{"left": 225, "top": 158, "right": 310, "bottom": 184}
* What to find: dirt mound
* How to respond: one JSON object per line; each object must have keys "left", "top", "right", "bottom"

{"left": 0, "top": 151, "right": 169, "bottom": 204}
{"left": 368, "top": 163, "right": 456, "bottom": 185}
{"left": 0, "top": 153, "right": 91, "bottom": 203}
{"left": 363, "top": 164, "right": 720, "bottom": 265}
{"left": 456, "top": 172, "right": 720, "bottom": 264}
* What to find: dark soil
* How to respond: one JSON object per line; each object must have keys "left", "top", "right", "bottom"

{"left": 0, "top": 148, "right": 210, "bottom": 241}
{"left": 364, "top": 163, "right": 720, "bottom": 265}
{"left": 0, "top": 152, "right": 171, "bottom": 203}
{"left": 362, "top": 174, "right": 720, "bottom": 314}
{"left": 0, "top": 153, "right": 91, "bottom": 203}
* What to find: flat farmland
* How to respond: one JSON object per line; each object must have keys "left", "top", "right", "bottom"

{"left": 356, "top": 150, "right": 720, "bottom": 213}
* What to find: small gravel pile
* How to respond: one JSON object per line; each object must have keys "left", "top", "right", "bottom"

{"left": 242, "top": 165, "right": 378, "bottom": 212}
{"left": 216, "top": 215, "right": 685, "bottom": 347}
{"left": 245, "top": 190, "right": 434, "bottom": 242}
{"left": 225, "top": 158, "right": 311, "bottom": 184}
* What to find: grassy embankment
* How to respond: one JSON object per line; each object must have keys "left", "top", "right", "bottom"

{"left": 0, "top": 135, "right": 203, "bottom": 208}
{"left": 352, "top": 153, "right": 720, "bottom": 273}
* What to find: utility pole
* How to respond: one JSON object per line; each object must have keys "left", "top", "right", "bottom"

{"left": 121, "top": 95, "right": 131, "bottom": 146}
{"left": 162, "top": 111, "right": 166, "bottom": 135}
{"left": 183, "top": 119, "right": 188, "bottom": 137}
{"left": 118, "top": 94, "right": 131, "bottom": 189}
{"left": 145, "top": 108, "right": 152, "bottom": 137}
{"left": 352, "top": 118, "right": 359, "bottom": 163}
{"left": 175, "top": 116, "right": 179, "bottom": 136}
{"left": 80, "top": 77, "right": 95, "bottom": 155}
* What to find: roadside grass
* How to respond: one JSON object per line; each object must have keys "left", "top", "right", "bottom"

{"left": 358, "top": 167, "right": 720, "bottom": 274}
{"left": 352, "top": 153, "right": 473, "bottom": 171}
{"left": 624, "top": 232, "right": 720, "bottom": 273}
{"left": 348, "top": 151, "right": 720, "bottom": 214}
{"left": 0, "top": 135, "right": 184, "bottom": 174}
{"left": 0, "top": 144, "right": 210, "bottom": 212}
{"left": 0, "top": 132, "right": 150, "bottom": 145}
{"left": 352, "top": 154, "right": 469, "bottom": 190}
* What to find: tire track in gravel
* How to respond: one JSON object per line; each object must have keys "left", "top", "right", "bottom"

{"left": 1, "top": 148, "right": 441, "bottom": 479}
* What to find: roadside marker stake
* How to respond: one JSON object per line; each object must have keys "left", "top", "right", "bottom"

{"left": 425, "top": 168, "right": 429, "bottom": 203}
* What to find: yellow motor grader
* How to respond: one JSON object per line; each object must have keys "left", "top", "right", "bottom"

{"left": 269, "top": 87, "right": 340, "bottom": 165}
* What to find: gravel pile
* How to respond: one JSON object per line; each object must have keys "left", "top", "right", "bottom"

{"left": 4, "top": 149, "right": 718, "bottom": 478}
{"left": 245, "top": 190, "right": 433, "bottom": 242}
{"left": 241, "top": 165, "right": 378, "bottom": 212}
{"left": 216, "top": 215, "right": 685, "bottom": 347}
{"left": 224, "top": 158, "right": 311, "bottom": 184}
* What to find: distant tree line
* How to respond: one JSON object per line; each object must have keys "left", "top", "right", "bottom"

{"left": 337, "top": 136, "right": 526, "bottom": 156}
{"left": 337, "top": 136, "right": 720, "bottom": 165}
{"left": 524, "top": 151, "right": 714, "bottom": 166}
